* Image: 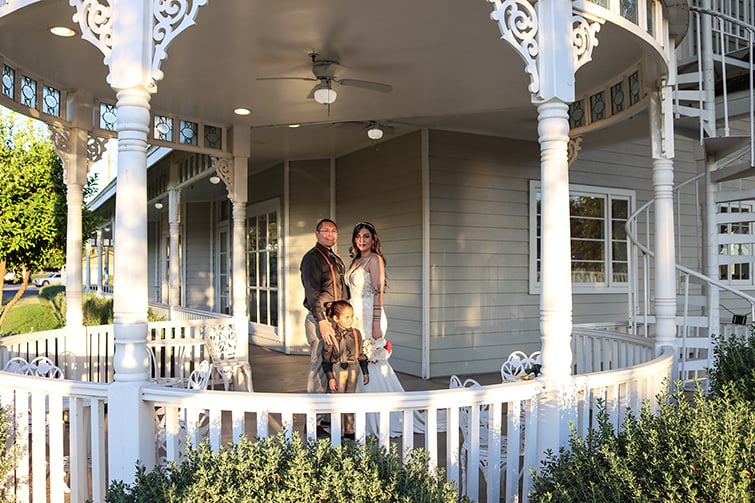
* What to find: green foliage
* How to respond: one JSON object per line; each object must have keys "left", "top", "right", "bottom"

{"left": 0, "top": 404, "right": 19, "bottom": 502}
{"left": 707, "top": 329, "right": 755, "bottom": 402}
{"left": 106, "top": 434, "right": 467, "bottom": 503}
{"left": 0, "top": 111, "right": 101, "bottom": 275}
{"left": 42, "top": 290, "right": 165, "bottom": 326}
{"left": 530, "top": 386, "right": 755, "bottom": 502}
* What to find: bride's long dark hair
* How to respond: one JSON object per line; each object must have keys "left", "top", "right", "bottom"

{"left": 349, "top": 221, "right": 388, "bottom": 287}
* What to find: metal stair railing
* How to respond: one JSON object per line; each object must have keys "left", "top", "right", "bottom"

{"left": 626, "top": 174, "right": 755, "bottom": 384}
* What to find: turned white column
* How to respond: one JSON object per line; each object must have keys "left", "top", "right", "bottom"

{"left": 231, "top": 128, "right": 250, "bottom": 355}
{"left": 649, "top": 88, "right": 678, "bottom": 352}
{"left": 85, "top": 239, "right": 92, "bottom": 292}
{"left": 96, "top": 229, "right": 103, "bottom": 292}
{"left": 168, "top": 185, "right": 181, "bottom": 313}
{"left": 536, "top": 100, "right": 574, "bottom": 456}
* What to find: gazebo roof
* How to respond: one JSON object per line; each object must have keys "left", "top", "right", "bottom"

{"left": 0, "top": 1, "right": 668, "bottom": 168}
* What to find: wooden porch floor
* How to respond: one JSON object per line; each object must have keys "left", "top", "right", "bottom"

{"left": 248, "top": 344, "right": 503, "bottom": 393}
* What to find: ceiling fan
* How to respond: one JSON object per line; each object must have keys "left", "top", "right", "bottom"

{"left": 257, "top": 53, "right": 392, "bottom": 105}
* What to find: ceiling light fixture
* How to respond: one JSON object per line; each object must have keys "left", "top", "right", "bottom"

{"left": 209, "top": 174, "right": 221, "bottom": 185}
{"left": 313, "top": 83, "right": 337, "bottom": 105}
{"left": 288, "top": 124, "right": 301, "bottom": 128}
{"left": 154, "top": 202, "right": 164, "bottom": 210}
{"left": 50, "top": 26, "right": 76, "bottom": 37}
{"left": 367, "top": 124, "right": 384, "bottom": 140}
{"left": 234, "top": 108, "right": 251, "bottom": 116}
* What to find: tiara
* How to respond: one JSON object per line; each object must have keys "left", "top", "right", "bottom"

{"left": 355, "top": 221, "right": 375, "bottom": 232}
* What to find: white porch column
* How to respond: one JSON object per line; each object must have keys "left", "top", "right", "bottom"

{"left": 96, "top": 228, "right": 103, "bottom": 292}
{"left": 536, "top": 100, "right": 574, "bottom": 456}
{"left": 85, "top": 239, "right": 92, "bottom": 292}
{"left": 108, "top": 83, "right": 155, "bottom": 482}
{"left": 168, "top": 185, "right": 181, "bottom": 314}
{"left": 649, "top": 87, "right": 678, "bottom": 351}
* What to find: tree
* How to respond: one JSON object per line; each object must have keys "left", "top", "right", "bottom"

{"left": 0, "top": 112, "right": 99, "bottom": 328}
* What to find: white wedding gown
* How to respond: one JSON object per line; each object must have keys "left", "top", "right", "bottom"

{"left": 349, "top": 260, "right": 405, "bottom": 437}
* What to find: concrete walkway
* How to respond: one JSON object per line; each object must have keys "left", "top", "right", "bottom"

{"left": 248, "top": 344, "right": 502, "bottom": 393}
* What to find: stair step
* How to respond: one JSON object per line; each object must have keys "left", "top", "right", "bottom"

{"left": 718, "top": 233, "right": 755, "bottom": 245}
{"left": 704, "top": 136, "right": 752, "bottom": 160}
{"left": 674, "top": 89, "right": 703, "bottom": 101}
{"left": 718, "top": 254, "right": 755, "bottom": 266}
{"left": 674, "top": 105, "right": 702, "bottom": 117}
{"left": 716, "top": 188, "right": 755, "bottom": 203}
{"left": 717, "top": 211, "right": 755, "bottom": 224}
{"left": 676, "top": 72, "right": 701, "bottom": 85}
{"left": 711, "top": 161, "right": 755, "bottom": 183}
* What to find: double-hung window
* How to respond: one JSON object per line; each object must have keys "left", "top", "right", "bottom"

{"left": 529, "top": 181, "right": 633, "bottom": 293}
{"left": 718, "top": 202, "right": 754, "bottom": 284}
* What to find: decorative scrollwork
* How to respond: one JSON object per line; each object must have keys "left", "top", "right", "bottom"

{"left": 70, "top": 0, "right": 113, "bottom": 68}
{"left": 152, "top": 0, "right": 208, "bottom": 82}
{"left": 87, "top": 135, "right": 108, "bottom": 164}
{"left": 567, "top": 136, "right": 583, "bottom": 166}
{"left": 210, "top": 156, "right": 233, "bottom": 198}
{"left": 572, "top": 14, "right": 602, "bottom": 72}
{"left": 49, "top": 125, "right": 71, "bottom": 156}
{"left": 489, "top": 0, "right": 539, "bottom": 96}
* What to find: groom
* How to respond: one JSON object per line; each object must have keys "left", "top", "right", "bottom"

{"left": 300, "top": 218, "right": 348, "bottom": 393}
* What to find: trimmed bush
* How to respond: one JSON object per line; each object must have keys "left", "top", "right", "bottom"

{"left": 106, "top": 434, "right": 468, "bottom": 503}
{"left": 530, "top": 385, "right": 755, "bottom": 502}
{"left": 707, "top": 329, "right": 755, "bottom": 402}
{"left": 45, "top": 290, "right": 165, "bottom": 326}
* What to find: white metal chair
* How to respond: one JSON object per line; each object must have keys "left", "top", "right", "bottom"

{"left": 3, "top": 356, "right": 31, "bottom": 374}
{"left": 500, "top": 350, "right": 542, "bottom": 382}
{"left": 155, "top": 360, "right": 212, "bottom": 464}
{"left": 450, "top": 375, "right": 507, "bottom": 496}
{"left": 205, "top": 324, "right": 253, "bottom": 391}
{"left": 28, "top": 356, "right": 64, "bottom": 379}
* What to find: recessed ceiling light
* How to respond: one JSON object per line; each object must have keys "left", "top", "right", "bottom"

{"left": 50, "top": 26, "right": 76, "bottom": 37}
{"left": 288, "top": 124, "right": 301, "bottom": 128}
{"left": 234, "top": 108, "right": 251, "bottom": 116}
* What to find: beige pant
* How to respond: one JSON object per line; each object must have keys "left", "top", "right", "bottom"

{"left": 330, "top": 362, "right": 359, "bottom": 435}
{"left": 305, "top": 314, "right": 328, "bottom": 393}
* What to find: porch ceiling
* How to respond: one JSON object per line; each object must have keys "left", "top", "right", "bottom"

{"left": 0, "top": 1, "right": 661, "bottom": 170}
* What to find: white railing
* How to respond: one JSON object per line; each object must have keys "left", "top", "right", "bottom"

{"left": 0, "top": 373, "right": 109, "bottom": 503}
{"left": 0, "top": 321, "right": 670, "bottom": 503}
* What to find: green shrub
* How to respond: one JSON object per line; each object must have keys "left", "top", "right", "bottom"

{"left": 530, "top": 386, "right": 755, "bottom": 502}
{"left": 45, "top": 291, "right": 166, "bottom": 326}
{"left": 0, "top": 404, "right": 19, "bottom": 501}
{"left": 106, "top": 434, "right": 467, "bottom": 503}
{"left": 707, "top": 329, "right": 755, "bottom": 402}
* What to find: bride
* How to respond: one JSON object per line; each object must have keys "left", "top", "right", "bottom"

{"left": 348, "top": 222, "right": 404, "bottom": 437}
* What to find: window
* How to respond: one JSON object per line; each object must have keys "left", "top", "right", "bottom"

{"left": 530, "top": 181, "right": 633, "bottom": 292}
{"left": 247, "top": 200, "right": 279, "bottom": 329}
{"left": 718, "top": 203, "right": 753, "bottom": 283}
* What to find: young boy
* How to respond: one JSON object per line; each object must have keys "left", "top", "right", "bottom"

{"left": 321, "top": 300, "right": 369, "bottom": 438}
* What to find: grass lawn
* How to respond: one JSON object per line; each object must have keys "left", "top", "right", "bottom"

{"left": 0, "top": 295, "right": 62, "bottom": 334}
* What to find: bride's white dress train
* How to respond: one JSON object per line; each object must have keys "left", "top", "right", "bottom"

{"left": 349, "top": 261, "right": 405, "bottom": 437}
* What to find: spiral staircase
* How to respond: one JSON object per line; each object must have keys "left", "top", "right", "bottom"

{"left": 628, "top": 0, "right": 755, "bottom": 386}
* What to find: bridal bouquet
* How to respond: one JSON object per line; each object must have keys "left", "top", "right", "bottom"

{"left": 363, "top": 337, "right": 393, "bottom": 362}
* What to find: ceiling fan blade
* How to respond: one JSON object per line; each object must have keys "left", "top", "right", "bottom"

{"left": 306, "top": 83, "right": 320, "bottom": 99}
{"left": 256, "top": 76, "right": 318, "bottom": 82}
{"left": 336, "top": 78, "right": 392, "bottom": 93}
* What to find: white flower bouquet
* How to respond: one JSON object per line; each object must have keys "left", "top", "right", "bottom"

{"left": 363, "top": 337, "right": 392, "bottom": 362}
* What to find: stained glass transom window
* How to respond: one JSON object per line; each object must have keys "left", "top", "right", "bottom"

{"left": 622, "top": 0, "right": 638, "bottom": 23}
{"left": 569, "top": 100, "right": 585, "bottom": 129}
{"left": 590, "top": 91, "right": 606, "bottom": 122}
{"left": 42, "top": 86, "right": 61, "bottom": 117}
{"left": 611, "top": 82, "right": 625, "bottom": 115}
{"left": 629, "top": 71, "right": 641, "bottom": 105}
{"left": 154, "top": 115, "right": 173, "bottom": 141}
{"left": 179, "top": 120, "right": 198, "bottom": 145}
{"left": 2, "top": 65, "right": 14, "bottom": 99}
{"left": 99, "top": 103, "right": 117, "bottom": 131}
{"left": 204, "top": 125, "right": 222, "bottom": 149}
{"left": 20, "top": 75, "right": 36, "bottom": 108}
